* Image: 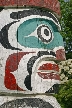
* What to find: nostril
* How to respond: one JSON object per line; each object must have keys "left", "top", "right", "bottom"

{"left": 37, "top": 51, "right": 56, "bottom": 57}
{"left": 50, "top": 51, "right": 56, "bottom": 57}
{"left": 37, "top": 51, "right": 49, "bottom": 57}
{"left": 44, "top": 29, "right": 49, "bottom": 36}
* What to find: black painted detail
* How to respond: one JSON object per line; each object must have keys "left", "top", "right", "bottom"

{"left": 0, "top": 98, "right": 54, "bottom": 108}
{"left": 44, "top": 29, "right": 49, "bottom": 36}
{"left": 0, "top": 7, "right": 4, "bottom": 12}
{"left": 37, "top": 51, "right": 49, "bottom": 57}
{"left": 50, "top": 51, "right": 56, "bottom": 57}
{"left": 24, "top": 75, "right": 32, "bottom": 91}
{"left": 37, "top": 25, "right": 52, "bottom": 43}
{"left": 0, "top": 21, "right": 22, "bottom": 50}
{"left": 26, "top": 56, "right": 38, "bottom": 90}
{"left": 45, "top": 84, "right": 59, "bottom": 94}
{"left": 10, "top": 8, "right": 58, "bottom": 24}
{"left": 26, "top": 51, "right": 56, "bottom": 91}
{"left": 37, "top": 51, "right": 56, "bottom": 57}
{"left": 27, "top": 56, "right": 38, "bottom": 75}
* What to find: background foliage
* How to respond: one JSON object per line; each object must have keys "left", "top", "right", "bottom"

{"left": 59, "top": 0, "right": 72, "bottom": 59}
{"left": 59, "top": 59, "right": 72, "bottom": 82}
{"left": 55, "top": 1, "right": 72, "bottom": 108}
{"left": 54, "top": 80, "right": 72, "bottom": 108}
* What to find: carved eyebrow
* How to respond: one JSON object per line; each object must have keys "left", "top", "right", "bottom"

{"left": 10, "top": 8, "right": 59, "bottom": 24}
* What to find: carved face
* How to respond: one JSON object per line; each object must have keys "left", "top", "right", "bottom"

{"left": 0, "top": 8, "right": 66, "bottom": 93}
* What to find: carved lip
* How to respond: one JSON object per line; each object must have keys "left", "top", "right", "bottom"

{"left": 37, "top": 62, "right": 60, "bottom": 80}
{"left": 37, "top": 72, "right": 60, "bottom": 80}
{"left": 38, "top": 63, "right": 59, "bottom": 72}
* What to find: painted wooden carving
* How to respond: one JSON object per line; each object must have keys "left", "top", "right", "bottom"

{"left": 0, "top": 96, "right": 61, "bottom": 108}
{"left": 0, "top": 0, "right": 66, "bottom": 94}
{"left": 0, "top": 0, "right": 61, "bottom": 16}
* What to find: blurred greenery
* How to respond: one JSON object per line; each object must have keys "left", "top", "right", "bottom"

{"left": 54, "top": 79, "right": 72, "bottom": 108}
{"left": 59, "top": 0, "right": 72, "bottom": 59}
{"left": 54, "top": 1, "right": 72, "bottom": 108}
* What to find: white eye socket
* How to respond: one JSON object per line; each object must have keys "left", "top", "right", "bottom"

{"left": 37, "top": 25, "right": 53, "bottom": 43}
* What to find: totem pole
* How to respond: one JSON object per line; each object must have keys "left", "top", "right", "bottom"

{"left": 0, "top": 0, "right": 66, "bottom": 107}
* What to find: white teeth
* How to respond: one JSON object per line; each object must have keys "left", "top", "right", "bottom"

{"left": 37, "top": 71, "right": 59, "bottom": 74}
{"left": 38, "top": 61, "right": 56, "bottom": 65}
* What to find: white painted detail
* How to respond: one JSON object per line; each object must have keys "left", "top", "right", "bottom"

{"left": 12, "top": 53, "right": 36, "bottom": 91}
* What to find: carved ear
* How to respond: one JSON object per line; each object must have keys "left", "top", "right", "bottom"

{"left": 24, "top": 75, "right": 32, "bottom": 91}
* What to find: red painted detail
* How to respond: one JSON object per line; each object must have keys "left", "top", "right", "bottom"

{"left": 0, "top": 0, "right": 61, "bottom": 16}
{"left": 5, "top": 52, "right": 30, "bottom": 73}
{"left": 38, "top": 72, "right": 60, "bottom": 80}
{"left": 38, "top": 63, "right": 59, "bottom": 72}
{"left": 5, "top": 52, "right": 34, "bottom": 91}
{"left": 4, "top": 73, "right": 24, "bottom": 91}
{"left": 56, "top": 49, "right": 66, "bottom": 61}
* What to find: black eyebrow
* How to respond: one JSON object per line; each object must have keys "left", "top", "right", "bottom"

{"left": 10, "top": 8, "right": 59, "bottom": 24}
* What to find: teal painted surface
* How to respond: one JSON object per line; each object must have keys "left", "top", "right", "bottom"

{"left": 17, "top": 18, "right": 64, "bottom": 49}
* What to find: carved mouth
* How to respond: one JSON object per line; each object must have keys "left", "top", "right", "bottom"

{"left": 37, "top": 61, "right": 60, "bottom": 80}
{"left": 37, "top": 72, "right": 60, "bottom": 80}
{"left": 28, "top": 47, "right": 66, "bottom": 81}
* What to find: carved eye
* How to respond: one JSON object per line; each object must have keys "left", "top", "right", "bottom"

{"left": 37, "top": 25, "right": 53, "bottom": 43}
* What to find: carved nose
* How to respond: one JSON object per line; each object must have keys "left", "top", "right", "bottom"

{"left": 56, "top": 49, "right": 66, "bottom": 61}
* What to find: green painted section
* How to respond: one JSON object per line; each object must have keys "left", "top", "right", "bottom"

{"left": 17, "top": 18, "right": 64, "bottom": 49}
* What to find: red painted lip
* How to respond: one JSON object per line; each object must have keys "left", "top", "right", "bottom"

{"left": 38, "top": 63, "right": 60, "bottom": 80}
{"left": 38, "top": 63, "right": 59, "bottom": 72}
{"left": 38, "top": 72, "right": 60, "bottom": 80}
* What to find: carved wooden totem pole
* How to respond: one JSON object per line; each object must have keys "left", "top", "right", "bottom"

{"left": 0, "top": 0, "right": 66, "bottom": 107}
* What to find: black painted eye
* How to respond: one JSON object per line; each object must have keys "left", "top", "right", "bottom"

{"left": 37, "top": 25, "right": 53, "bottom": 43}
